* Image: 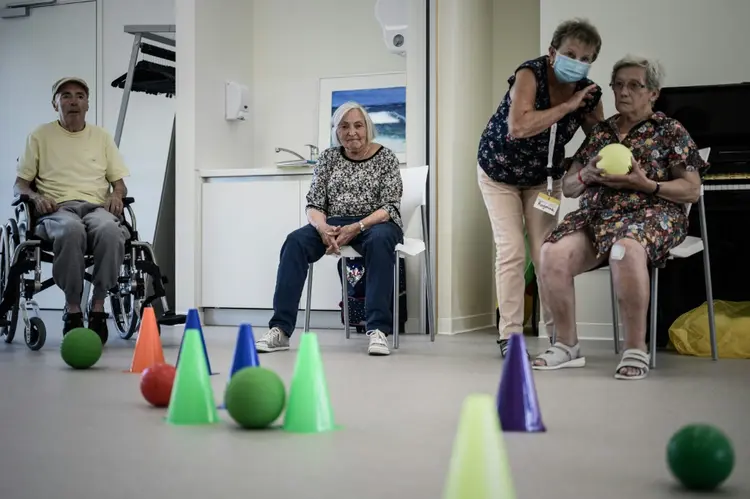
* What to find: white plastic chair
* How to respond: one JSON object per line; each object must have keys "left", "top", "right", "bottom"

{"left": 302, "top": 165, "right": 434, "bottom": 349}
{"left": 609, "top": 147, "right": 717, "bottom": 368}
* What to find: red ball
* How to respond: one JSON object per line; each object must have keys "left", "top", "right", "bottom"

{"left": 140, "top": 363, "right": 176, "bottom": 407}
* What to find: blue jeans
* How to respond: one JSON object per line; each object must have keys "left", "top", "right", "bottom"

{"left": 269, "top": 216, "right": 403, "bottom": 337}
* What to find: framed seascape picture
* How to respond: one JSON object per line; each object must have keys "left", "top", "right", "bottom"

{"left": 317, "top": 72, "right": 407, "bottom": 163}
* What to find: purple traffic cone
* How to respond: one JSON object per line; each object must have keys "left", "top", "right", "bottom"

{"left": 496, "top": 333, "right": 546, "bottom": 432}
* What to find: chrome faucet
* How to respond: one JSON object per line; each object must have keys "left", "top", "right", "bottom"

{"left": 274, "top": 147, "right": 306, "bottom": 161}
{"left": 304, "top": 144, "right": 319, "bottom": 160}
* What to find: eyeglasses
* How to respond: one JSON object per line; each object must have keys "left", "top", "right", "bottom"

{"left": 610, "top": 81, "right": 647, "bottom": 93}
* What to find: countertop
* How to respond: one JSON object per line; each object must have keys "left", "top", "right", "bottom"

{"left": 198, "top": 167, "right": 316, "bottom": 179}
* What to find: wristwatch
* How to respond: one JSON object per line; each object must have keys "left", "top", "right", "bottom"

{"left": 358, "top": 221, "right": 367, "bottom": 232}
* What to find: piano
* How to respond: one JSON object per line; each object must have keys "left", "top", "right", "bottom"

{"left": 651, "top": 82, "right": 750, "bottom": 348}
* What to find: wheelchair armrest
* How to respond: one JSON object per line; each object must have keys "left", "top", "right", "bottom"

{"left": 12, "top": 194, "right": 30, "bottom": 206}
{"left": 123, "top": 197, "right": 134, "bottom": 206}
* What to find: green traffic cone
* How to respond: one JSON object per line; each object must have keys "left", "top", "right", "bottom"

{"left": 282, "top": 333, "right": 337, "bottom": 433}
{"left": 443, "top": 394, "right": 517, "bottom": 499}
{"left": 165, "top": 328, "right": 220, "bottom": 426}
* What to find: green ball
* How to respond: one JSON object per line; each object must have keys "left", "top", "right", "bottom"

{"left": 224, "top": 366, "right": 286, "bottom": 429}
{"left": 667, "top": 423, "right": 734, "bottom": 491}
{"left": 60, "top": 327, "right": 103, "bottom": 369}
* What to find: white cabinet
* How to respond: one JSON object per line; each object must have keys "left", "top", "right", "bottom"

{"left": 200, "top": 171, "right": 343, "bottom": 312}
{"left": 201, "top": 178, "right": 300, "bottom": 308}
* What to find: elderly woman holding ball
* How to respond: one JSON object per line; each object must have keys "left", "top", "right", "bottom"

{"left": 255, "top": 101, "right": 403, "bottom": 357}
{"left": 534, "top": 55, "right": 709, "bottom": 380}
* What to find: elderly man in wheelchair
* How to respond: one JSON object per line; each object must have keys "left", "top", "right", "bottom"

{"left": 0, "top": 76, "right": 184, "bottom": 351}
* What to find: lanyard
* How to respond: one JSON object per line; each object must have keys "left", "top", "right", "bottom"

{"left": 546, "top": 123, "right": 557, "bottom": 195}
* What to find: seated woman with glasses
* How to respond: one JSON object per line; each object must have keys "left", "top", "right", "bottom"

{"left": 533, "top": 55, "right": 709, "bottom": 380}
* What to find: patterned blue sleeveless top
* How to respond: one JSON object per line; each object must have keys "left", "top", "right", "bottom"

{"left": 477, "top": 55, "right": 602, "bottom": 187}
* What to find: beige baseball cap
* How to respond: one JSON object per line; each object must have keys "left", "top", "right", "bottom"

{"left": 51, "top": 77, "right": 89, "bottom": 98}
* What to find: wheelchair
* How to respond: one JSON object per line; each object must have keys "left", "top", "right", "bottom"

{"left": 0, "top": 194, "right": 186, "bottom": 350}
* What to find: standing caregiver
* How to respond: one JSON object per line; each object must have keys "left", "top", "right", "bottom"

{"left": 477, "top": 18, "right": 605, "bottom": 357}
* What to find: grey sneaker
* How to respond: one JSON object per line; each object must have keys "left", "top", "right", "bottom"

{"left": 367, "top": 329, "right": 390, "bottom": 356}
{"left": 256, "top": 327, "right": 290, "bottom": 353}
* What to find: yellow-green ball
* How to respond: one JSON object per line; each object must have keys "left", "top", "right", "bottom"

{"left": 224, "top": 367, "right": 286, "bottom": 429}
{"left": 597, "top": 143, "right": 633, "bottom": 175}
{"left": 60, "top": 328, "right": 102, "bottom": 369}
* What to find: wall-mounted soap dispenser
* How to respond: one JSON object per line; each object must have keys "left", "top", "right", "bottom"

{"left": 225, "top": 81, "right": 250, "bottom": 121}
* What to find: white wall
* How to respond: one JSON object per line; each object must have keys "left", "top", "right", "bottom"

{"left": 541, "top": 0, "right": 750, "bottom": 338}
{"left": 251, "top": 0, "right": 406, "bottom": 168}
{"left": 435, "top": 0, "right": 495, "bottom": 334}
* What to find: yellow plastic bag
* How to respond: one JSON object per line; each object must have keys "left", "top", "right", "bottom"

{"left": 669, "top": 300, "right": 750, "bottom": 359}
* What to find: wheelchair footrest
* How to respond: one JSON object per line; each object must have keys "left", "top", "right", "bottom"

{"left": 158, "top": 313, "right": 187, "bottom": 326}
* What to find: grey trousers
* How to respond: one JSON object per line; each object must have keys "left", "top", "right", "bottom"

{"left": 35, "top": 200, "right": 129, "bottom": 305}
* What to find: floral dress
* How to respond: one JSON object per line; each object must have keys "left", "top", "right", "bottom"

{"left": 546, "top": 111, "right": 710, "bottom": 266}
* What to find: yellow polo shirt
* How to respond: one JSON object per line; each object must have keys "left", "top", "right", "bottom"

{"left": 16, "top": 121, "right": 130, "bottom": 205}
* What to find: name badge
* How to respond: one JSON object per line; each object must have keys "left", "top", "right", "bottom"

{"left": 533, "top": 192, "right": 561, "bottom": 216}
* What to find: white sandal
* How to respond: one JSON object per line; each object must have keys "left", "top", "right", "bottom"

{"left": 532, "top": 342, "right": 586, "bottom": 371}
{"left": 614, "top": 349, "right": 650, "bottom": 380}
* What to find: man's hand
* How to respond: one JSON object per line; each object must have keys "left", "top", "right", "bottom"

{"left": 334, "top": 224, "right": 360, "bottom": 248}
{"left": 31, "top": 193, "right": 57, "bottom": 215}
{"left": 316, "top": 223, "right": 341, "bottom": 255}
{"left": 105, "top": 193, "right": 124, "bottom": 217}
{"left": 599, "top": 156, "right": 655, "bottom": 192}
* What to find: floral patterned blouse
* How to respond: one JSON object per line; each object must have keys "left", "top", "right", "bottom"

{"left": 477, "top": 55, "right": 602, "bottom": 187}
{"left": 306, "top": 145, "right": 404, "bottom": 229}
{"left": 546, "top": 111, "right": 710, "bottom": 266}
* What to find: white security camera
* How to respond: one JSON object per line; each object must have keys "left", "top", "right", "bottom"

{"left": 375, "top": 0, "right": 408, "bottom": 57}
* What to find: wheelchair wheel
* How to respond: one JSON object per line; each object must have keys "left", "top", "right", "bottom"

{"left": 25, "top": 317, "right": 46, "bottom": 351}
{"left": 1, "top": 221, "right": 20, "bottom": 344}
{"left": 110, "top": 291, "right": 141, "bottom": 340}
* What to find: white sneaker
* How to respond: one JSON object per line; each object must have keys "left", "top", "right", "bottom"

{"left": 367, "top": 329, "right": 390, "bottom": 356}
{"left": 256, "top": 327, "right": 290, "bottom": 353}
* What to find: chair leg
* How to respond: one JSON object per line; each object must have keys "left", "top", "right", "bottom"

{"left": 393, "top": 254, "right": 400, "bottom": 349}
{"left": 423, "top": 246, "right": 435, "bottom": 342}
{"left": 698, "top": 197, "right": 718, "bottom": 361}
{"left": 649, "top": 267, "right": 659, "bottom": 370}
{"left": 421, "top": 205, "right": 435, "bottom": 342}
{"left": 341, "top": 257, "right": 350, "bottom": 339}
{"left": 304, "top": 264, "right": 314, "bottom": 333}
{"left": 609, "top": 267, "right": 620, "bottom": 354}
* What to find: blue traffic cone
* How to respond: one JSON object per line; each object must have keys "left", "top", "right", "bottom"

{"left": 176, "top": 308, "right": 216, "bottom": 375}
{"left": 229, "top": 323, "right": 260, "bottom": 376}
{"left": 219, "top": 323, "right": 260, "bottom": 410}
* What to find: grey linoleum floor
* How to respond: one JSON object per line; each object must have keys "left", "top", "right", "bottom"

{"left": 0, "top": 311, "right": 748, "bottom": 499}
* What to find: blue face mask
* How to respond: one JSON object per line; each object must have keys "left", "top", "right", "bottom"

{"left": 553, "top": 54, "right": 591, "bottom": 83}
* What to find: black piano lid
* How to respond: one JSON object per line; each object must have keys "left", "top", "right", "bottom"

{"left": 653, "top": 82, "right": 750, "bottom": 156}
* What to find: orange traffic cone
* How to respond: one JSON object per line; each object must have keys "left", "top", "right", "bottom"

{"left": 126, "top": 306, "right": 165, "bottom": 373}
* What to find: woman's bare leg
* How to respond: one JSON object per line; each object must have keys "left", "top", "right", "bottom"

{"left": 534, "top": 230, "right": 605, "bottom": 366}
{"left": 608, "top": 238, "right": 650, "bottom": 377}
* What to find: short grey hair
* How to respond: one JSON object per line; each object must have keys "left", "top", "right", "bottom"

{"left": 611, "top": 55, "right": 665, "bottom": 90}
{"left": 550, "top": 18, "right": 602, "bottom": 61}
{"left": 331, "top": 101, "right": 376, "bottom": 147}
